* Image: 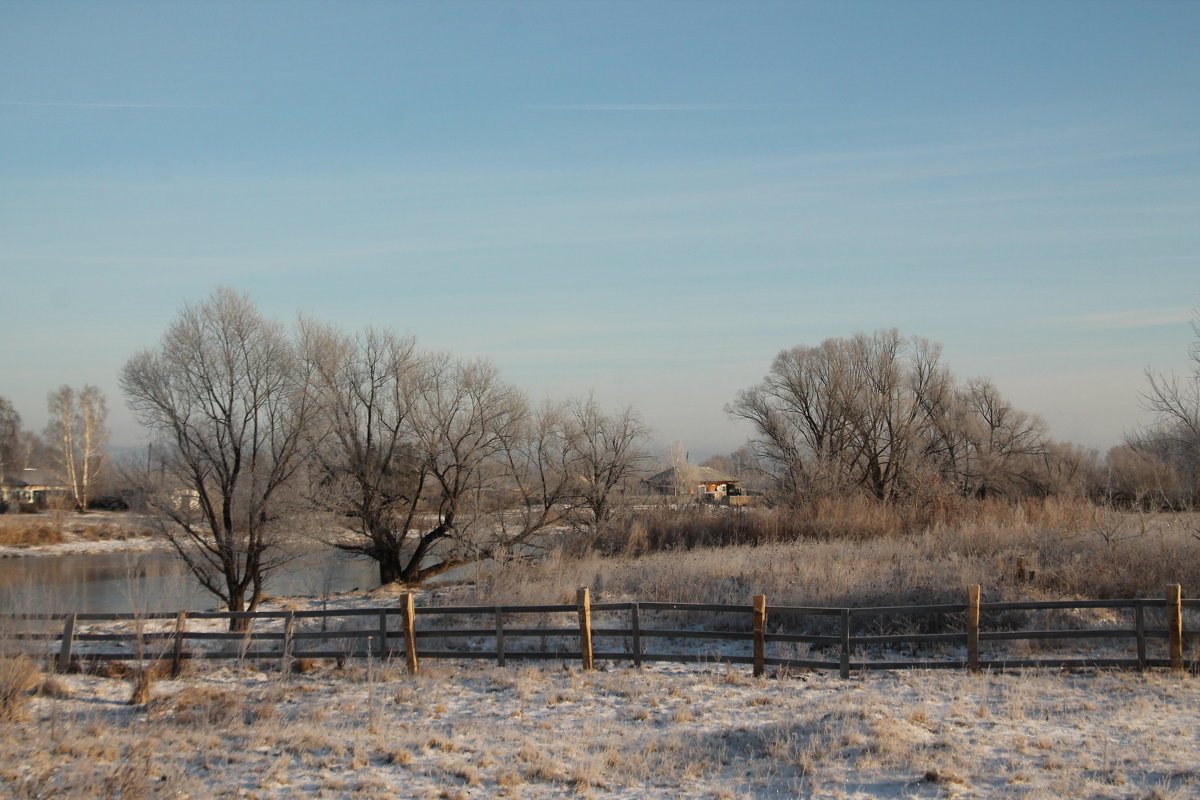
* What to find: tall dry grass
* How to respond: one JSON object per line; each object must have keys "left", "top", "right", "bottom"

{"left": 0, "top": 512, "right": 153, "bottom": 547}
{"left": 470, "top": 500, "right": 1200, "bottom": 609}
{"left": 0, "top": 655, "right": 40, "bottom": 722}
{"left": 0, "top": 518, "right": 65, "bottom": 547}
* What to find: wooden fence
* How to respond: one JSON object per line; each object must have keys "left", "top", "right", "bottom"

{"left": 2, "top": 585, "right": 1196, "bottom": 678}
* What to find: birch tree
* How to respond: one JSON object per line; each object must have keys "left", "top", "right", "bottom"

{"left": 45, "top": 385, "right": 108, "bottom": 511}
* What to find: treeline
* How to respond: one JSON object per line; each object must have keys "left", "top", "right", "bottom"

{"left": 727, "top": 326, "right": 1200, "bottom": 510}
{"left": 119, "top": 288, "right": 652, "bottom": 621}
{"left": 5, "top": 287, "right": 1198, "bottom": 620}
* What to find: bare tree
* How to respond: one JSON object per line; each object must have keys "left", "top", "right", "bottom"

{"left": 1108, "top": 441, "right": 1189, "bottom": 509}
{"left": 702, "top": 453, "right": 733, "bottom": 475}
{"left": 565, "top": 397, "right": 651, "bottom": 528}
{"left": 300, "top": 321, "right": 653, "bottom": 583}
{"left": 730, "top": 329, "right": 1057, "bottom": 502}
{"left": 121, "top": 288, "right": 312, "bottom": 625}
{"left": 400, "top": 354, "right": 529, "bottom": 581}
{"left": 301, "top": 321, "right": 536, "bottom": 584}
{"left": 729, "top": 330, "right": 956, "bottom": 500}
{"left": 953, "top": 379, "right": 1049, "bottom": 499}
{"left": 494, "top": 398, "right": 581, "bottom": 545}
{"left": 664, "top": 440, "right": 690, "bottom": 497}
{"left": 1135, "top": 306, "right": 1200, "bottom": 507}
{"left": 45, "top": 385, "right": 109, "bottom": 511}
{"left": 299, "top": 321, "right": 426, "bottom": 585}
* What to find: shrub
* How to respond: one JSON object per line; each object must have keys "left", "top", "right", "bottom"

{"left": 87, "top": 496, "right": 130, "bottom": 512}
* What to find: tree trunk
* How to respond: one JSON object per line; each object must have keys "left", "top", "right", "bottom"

{"left": 379, "top": 553, "right": 405, "bottom": 586}
{"left": 400, "top": 524, "right": 450, "bottom": 583}
{"left": 227, "top": 586, "right": 249, "bottom": 632}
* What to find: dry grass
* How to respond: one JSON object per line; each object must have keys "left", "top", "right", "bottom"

{"left": 128, "top": 669, "right": 155, "bottom": 706}
{"left": 0, "top": 519, "right": 66, "bottom": 547}
{"left": 0, "top": 511, "right": 154, "bottom": 547}
{"left": 3, "top": 661, "right": 1200, "bottom": 798}
{"left": 475, "top": 503, "right": 1200, "bottom": 610}
{"left": 0, "top": 655, "right": 41, "bottom": 721}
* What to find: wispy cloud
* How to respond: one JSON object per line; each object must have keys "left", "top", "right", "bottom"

{"left": 1, "top": 101, "right": 208, "bottom": 109}
{"left": 1065, "top": 306, "right": 1194, "bottom": 330}
{"left": 525, "top": 103, "right": 768, "bottom": 112}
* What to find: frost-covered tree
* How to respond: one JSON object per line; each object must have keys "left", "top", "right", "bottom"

{"left": 121, "top": 288, "right": 313, "bottom": 624}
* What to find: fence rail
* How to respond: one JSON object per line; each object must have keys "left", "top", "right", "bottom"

{"left": 1, "top": 584, "right": 1196, "bottom": 678}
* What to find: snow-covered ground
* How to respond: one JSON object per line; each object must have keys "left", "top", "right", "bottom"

{"left": 3, "top": 657, "right": 1200, "bottom": 799}
{"left": 4, "top": 512, "right": 1200, "bottom": 797}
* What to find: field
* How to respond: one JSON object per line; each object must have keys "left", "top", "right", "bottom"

{"left": 3, "top": 656, "right": 1200, "bottom": 799}
{"left": 4, "top": 502, "right": 1200, "bottom": 798}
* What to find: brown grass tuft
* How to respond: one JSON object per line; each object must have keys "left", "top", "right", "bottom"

{"left": 291, "top": 657, "right": 319, "bottom": 674}
{"left": 0, "top": 518, "right": 66, "bottom": 546}
{"left": 0, "top": 655, "right": 41, "bottom": 721}
{"left": 36, "top": 676, "right": 71, "bottom": 698}
{"left": 150, "top": 686, "right": 243, "bottom": 725}
{"left": 129, "top": 669, "right": 154, "bottom": 705}
{"left": 922, "top": 768, "right": 967, "bottom": 785}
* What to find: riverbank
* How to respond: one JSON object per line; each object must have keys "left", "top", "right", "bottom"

{"left": 0, "top": 511, "right": 164, "bottom": 558}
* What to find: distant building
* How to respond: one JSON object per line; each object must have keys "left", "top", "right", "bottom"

{"left": 0, "top": 468, "right": 69, "bottom": 509}
{"left": 645, "top": 465, "right": 744, "bottom": 504}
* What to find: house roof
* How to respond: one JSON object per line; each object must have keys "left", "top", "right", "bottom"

{"left": 1, "top": 468, "right": 64, "bottom": 489}
{"left": 646, "top": 465, "right": 739, "bottom": 487}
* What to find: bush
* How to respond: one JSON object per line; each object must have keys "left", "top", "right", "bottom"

{"left": 87, "top": 496, "right": 130, "bottom": 512}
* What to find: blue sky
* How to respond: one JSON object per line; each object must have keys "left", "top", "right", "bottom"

{"left": 2, "top": 1, "right": 1198, "bottom": 458}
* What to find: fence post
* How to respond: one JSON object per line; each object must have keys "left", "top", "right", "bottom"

{"left": 967, "top": 585, "right": 981, "bottom": 673}
{"left": 577, "top": 587, "right": 593, "bottom": 671}
{"left": 403, "top": 593, "right": 419, "bottom": 675}
{"left": 752, "top": 595, "right": 767, "bottom": 678}
{"left": 495, "top": 606, "right": 506, "bottom": 667}
{"left": 839, "top": 609, "right": 851, "bottom": 679}
{"left": 57, "top": 613, "right": 77, "bottom": 674}
{"left": 630, "top": 603, "right": 642, "bottom": 668}
{"left": 1134, "top": 601, "right": 1147, "bottom": 669}
{"left": 171, "top": 611, "right": 187, "bottom": 678}
{"left": 1168, "top": 584, "right": 1184, "bottom": 673}
{"left": 376, "top": 610, "right": 389, "bottom": 659}
{"left": 280, "top": 610, "right": 295, "bottom": 672}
